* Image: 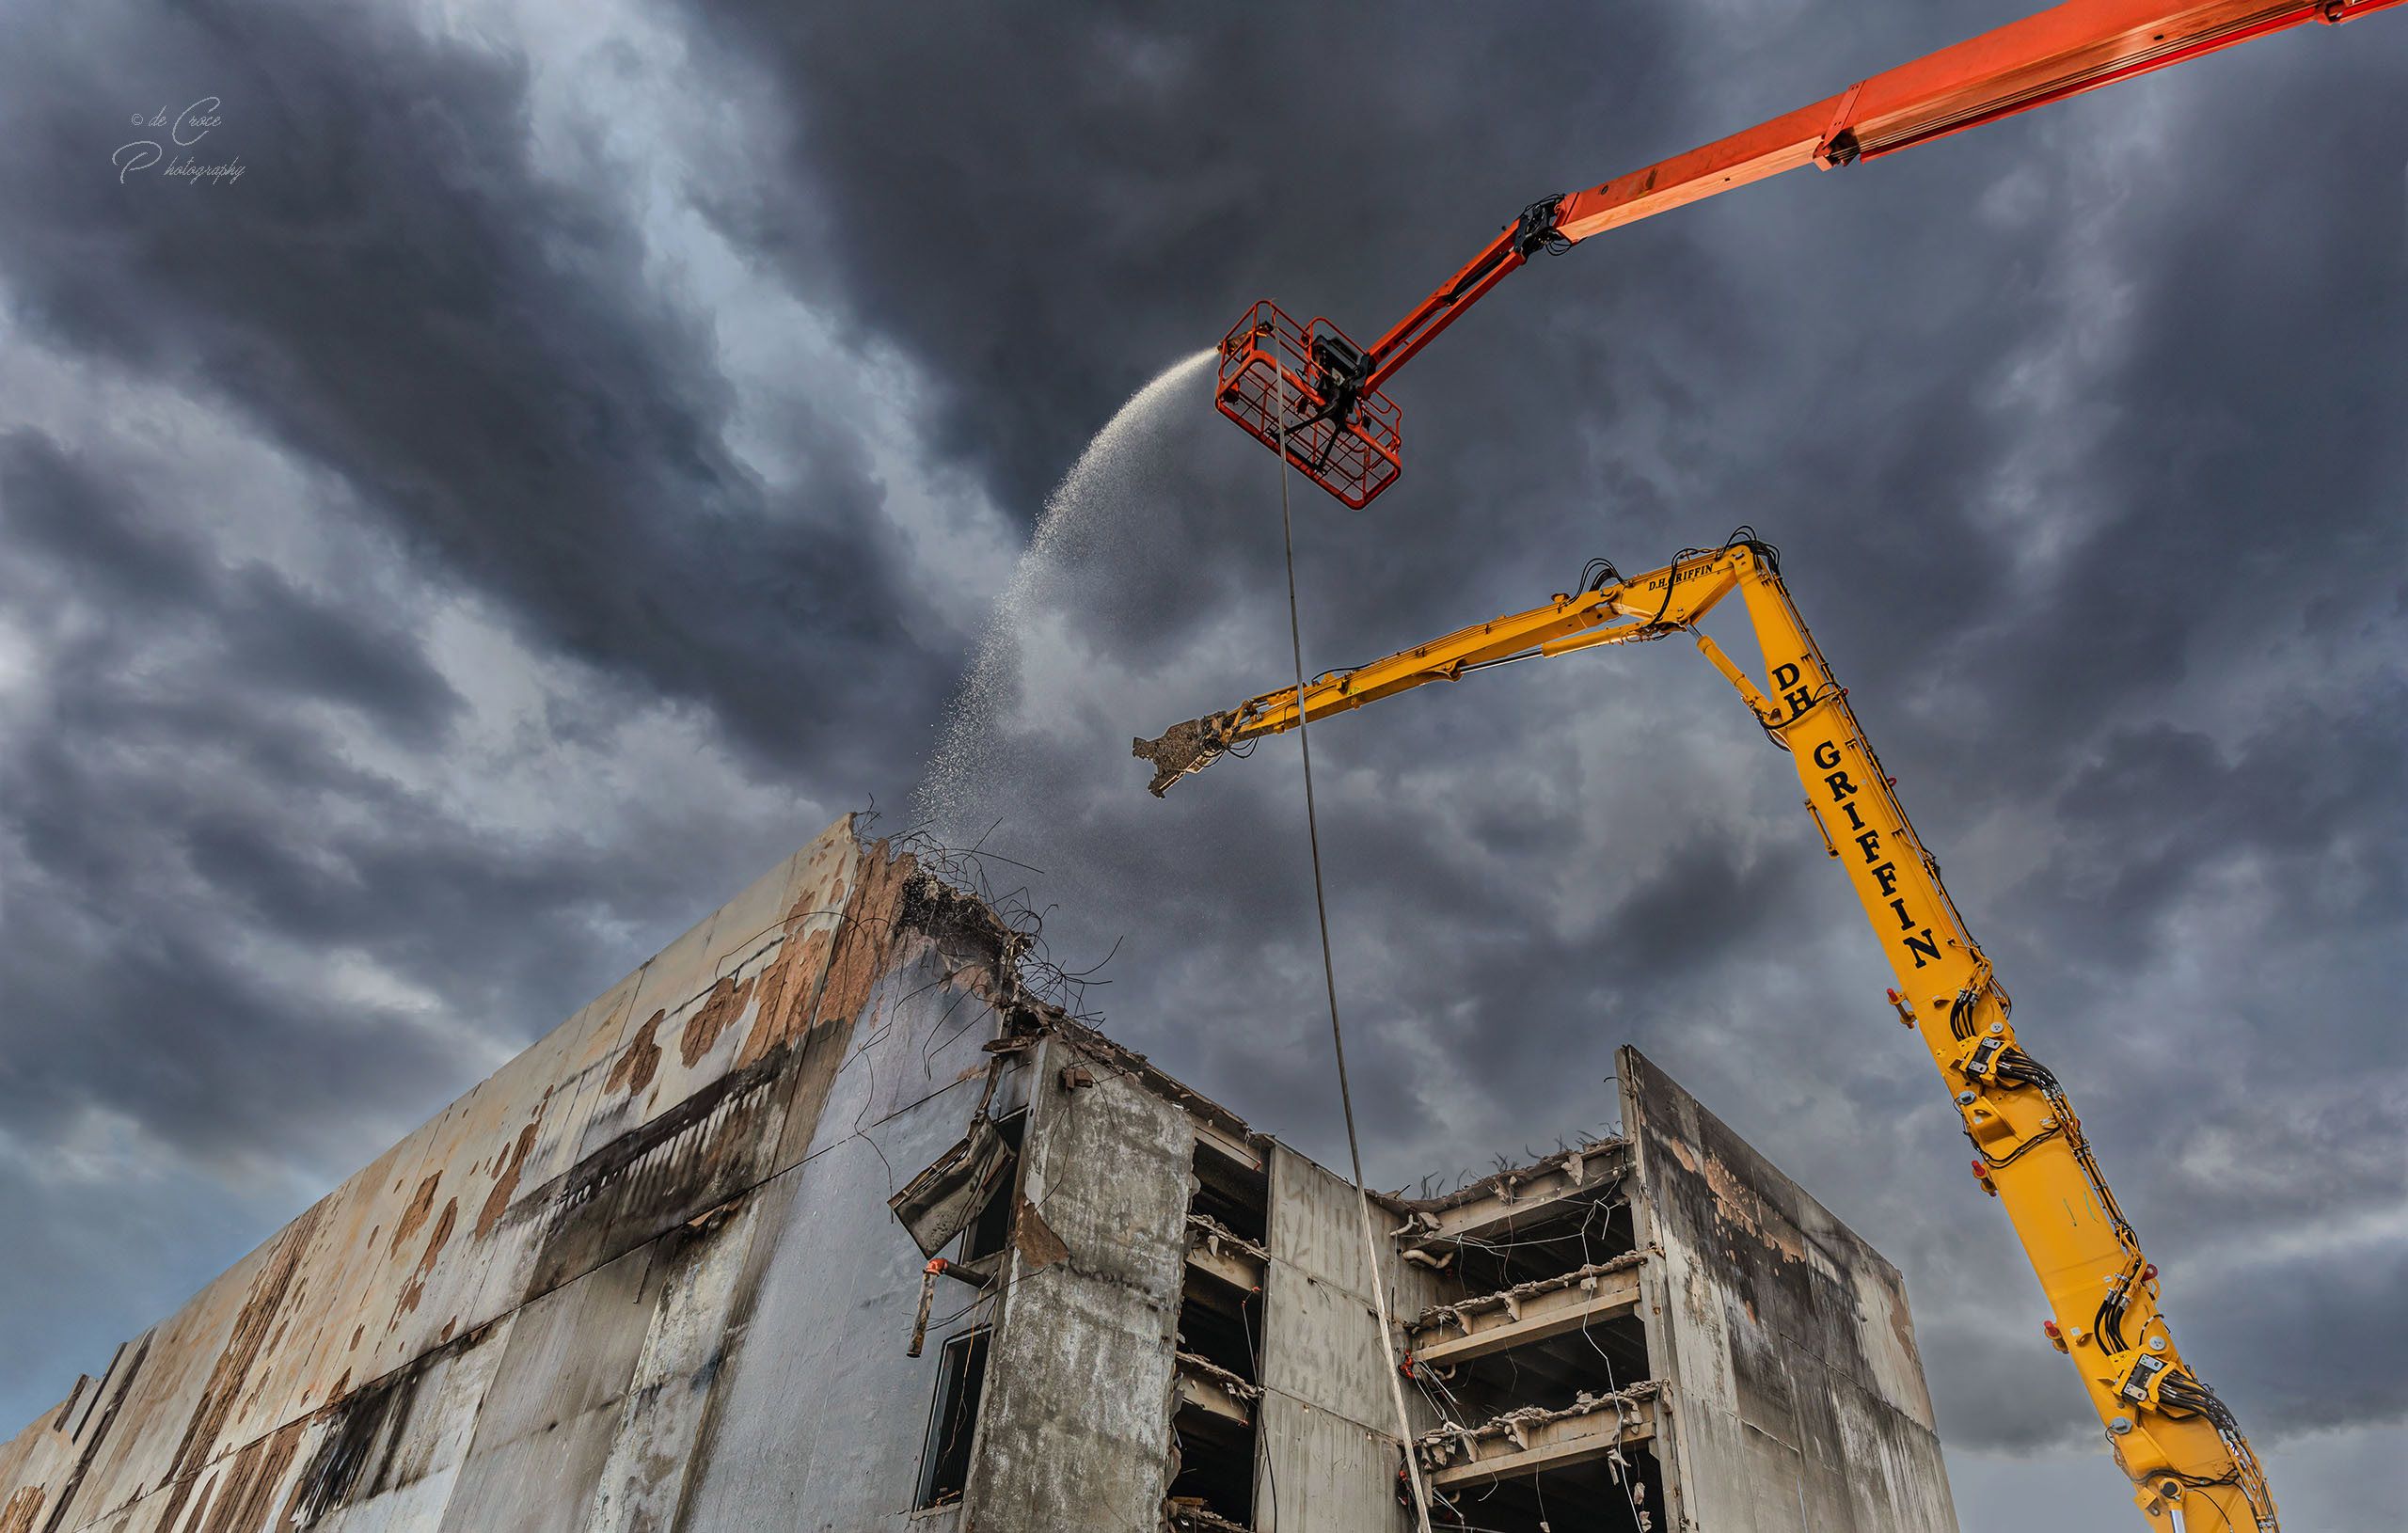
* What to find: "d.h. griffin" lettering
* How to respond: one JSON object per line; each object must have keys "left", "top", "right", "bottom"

{"left": 1797, "top": 707, "right": 1942, "bottom": 971}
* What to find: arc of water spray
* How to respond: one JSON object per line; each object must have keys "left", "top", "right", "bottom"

{"left": 916, "top": 349, "right": 1219, "bottom": 833}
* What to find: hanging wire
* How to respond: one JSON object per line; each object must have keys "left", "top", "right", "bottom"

{"left": 1272, "top": 363, "right": 1436, "bottom": 1533}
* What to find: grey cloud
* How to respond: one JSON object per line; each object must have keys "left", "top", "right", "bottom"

{"left": 0, "top": 0, "right": 946, "bottom": 783}
{"left": 1, "top": 431, "right": 463, "bottom": 738}
{"left": 0, "top": 2, "right": 2400, "bottom": 1525}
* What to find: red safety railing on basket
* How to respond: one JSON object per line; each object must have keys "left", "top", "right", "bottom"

{"left": 1214, "top": 301, "right": 1403, "bottom": 510}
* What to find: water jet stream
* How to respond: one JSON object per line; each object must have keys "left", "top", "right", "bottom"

{"left": 916, "top": 348, "right": 1217, "bottom": 835}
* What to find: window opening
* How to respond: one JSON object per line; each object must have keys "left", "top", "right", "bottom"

{"left": 957, "top": 1113, "right": 1027, "bottom": 1264}
{"left": 915, "top": 1326, "right": 991, "bottom": 1509}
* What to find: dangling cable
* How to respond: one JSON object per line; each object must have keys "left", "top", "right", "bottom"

{"left": 1273, "top": 367, "right": 1437, "bottom": 1533}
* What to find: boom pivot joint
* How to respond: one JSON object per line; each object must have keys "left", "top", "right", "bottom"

{"left": 1510, "top": 194, "right": 1569, "bottom": 258}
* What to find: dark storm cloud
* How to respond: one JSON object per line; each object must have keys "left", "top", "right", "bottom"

{"left": 0, "top": 0, "right": 2399, "bottom": 1522}
{"left": 0, "top": 457, "right": 832, "bottom": 1187}
{"left": 0, "top": 0, "right": 908, "bottom": 1158}
{"left": 3, "top": 429, "right": 566, "bottom": 1159}
{"left": 2033, "top": 711, "right": 2405, "bottom": 971}
{"left": 2, "top": 432, "right": 463, "bottom": 738}
{"left": 0, "top": 0, "right": 946, "bottom": 782}
{"left": 679, "top": 1, "right": 1686, "bottom": 517}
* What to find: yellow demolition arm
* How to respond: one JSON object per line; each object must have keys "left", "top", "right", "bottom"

{"left": 1133, "top": 536, "right": 2275, "bottom": 1530}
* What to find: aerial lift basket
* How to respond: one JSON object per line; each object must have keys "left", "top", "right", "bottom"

{"left": 1215, "top": 301, "right": 1402, "bottom": 510}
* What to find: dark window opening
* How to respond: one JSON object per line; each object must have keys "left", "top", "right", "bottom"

{"left": 1427, "top": 1446, "right": 1663, "bottom": 1533}
{"left": 1176, "top": 1288, "right": 1260, "bottom": 1385}
{"left": 956, "top": 1112, "right": 1027, "bottom": 1264}
{"left": 1167, "top": 1400, "right": 1256, "bottom": 1526}
{"left": 1190, "top": 1139, "right": 1267, "bottom": 1245}
{"left": 915, "top": 1327, "right": 990, "bottom": 1509}
{"left": 1168, "top": 1133, "right": 1266, "bottom": 1527}
{"left": 1434, "top": 1311, "right": 1652, "bottom": 1425}
{"left": 958, "top": 1181, "right": 1014, "bottom": 1263}
{"left": 1448, "top": 1196, "right": 1637, "bottom": 1296}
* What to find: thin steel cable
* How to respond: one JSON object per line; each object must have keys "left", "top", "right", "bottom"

{"left": 1272, "top": 375, "right": 1436, "bottom": 1533}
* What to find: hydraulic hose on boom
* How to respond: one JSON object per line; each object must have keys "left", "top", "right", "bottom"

{"left": 1134, "top": 535, "right": 2279, "bottom": 1529}
{"left": 1216, "top": 0, "right": 2400, "bottom": 509}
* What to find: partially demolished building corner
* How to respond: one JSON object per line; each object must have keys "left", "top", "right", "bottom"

{"left": 2, "top": 814, "right": 1960, "bottom": 1533}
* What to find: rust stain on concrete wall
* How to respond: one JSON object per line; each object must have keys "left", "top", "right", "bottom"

{"left": 166, "top": 1206, "right": 325, "bottom": 1487}
{"left": 35, "top": 1335, "right": 144, "bottom": 1533}
{"left": 391, "top": 1199, "right": 457, "bottom": 1320}
{"left": 0, "top": 1484, "right": 41, "bottom": 1533}
{"left": 678, "top": 974, "right": 756, "bottom": 1068}
{"left": 1012, "top": 1198, "right": 1070, "bottom": 1272}
{"left": 605, "top": 1011, "right": 665, "bottom": 1097}
{"left": 731, "top": 925, "right": 822, "bottom": 1069}
{"left": 196, "top": 1420, "right": 302, "bottom": 1533}
{"left": 475, "top": 1117, "right": 543, "bottom": 1241}
{"left": 1661, "top": 1134, "right": 1810, "bottom": 1266}
{"left": 733, "top": 843, "right": 902, "bottom": 1074}
{"left": 812, "top": 843, "right": 915, "bottom": 1032}
{"left": 388, "top": 1176, "right": 441, "bottom": 1257}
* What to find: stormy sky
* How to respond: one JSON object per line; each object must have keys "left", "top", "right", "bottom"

{"left": 1, "top": 0, "right": 2401, "bottom": 1525}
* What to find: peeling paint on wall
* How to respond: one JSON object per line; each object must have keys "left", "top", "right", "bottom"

{"left": 0, "top": 1486, "right": 41, "bottom": 1533}
{"left": 0, "top": 817, "right": 885, "bottom": 1533}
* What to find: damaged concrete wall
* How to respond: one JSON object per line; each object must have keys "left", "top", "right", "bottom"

{"left": 0, "top": 815, "right": 1012, "bottom": 1533}
{"left": 666, "top": 875, "right": 1018, "bottom": 1530}
{"left": 1258, "top": 1146, "right": 1446, "bottom": 1533}
{"left": 960, "top": 1036, "right": 1192, "bottom": 1529}
{"left": 1620, "top": 1047, "right": 1959, "bottom": 1533}
{"left": 4, "top": 822, "right": 1966, "bottom": 1533}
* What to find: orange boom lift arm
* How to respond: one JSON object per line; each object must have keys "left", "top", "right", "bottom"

{"left": 1217, "top": 0, "right": 2400, "bottom": 508}
{"left": 1135, "top": 534, "right": 2281, "bottom": 1528}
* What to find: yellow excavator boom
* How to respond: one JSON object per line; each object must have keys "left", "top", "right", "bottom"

{"left": 1134, "top": 532, "right": 2275, "bottom": 1530}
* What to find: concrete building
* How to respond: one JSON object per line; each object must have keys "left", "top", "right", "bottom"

{"left": 1, "top": 816, "right": 1959, "bottom": 1533}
